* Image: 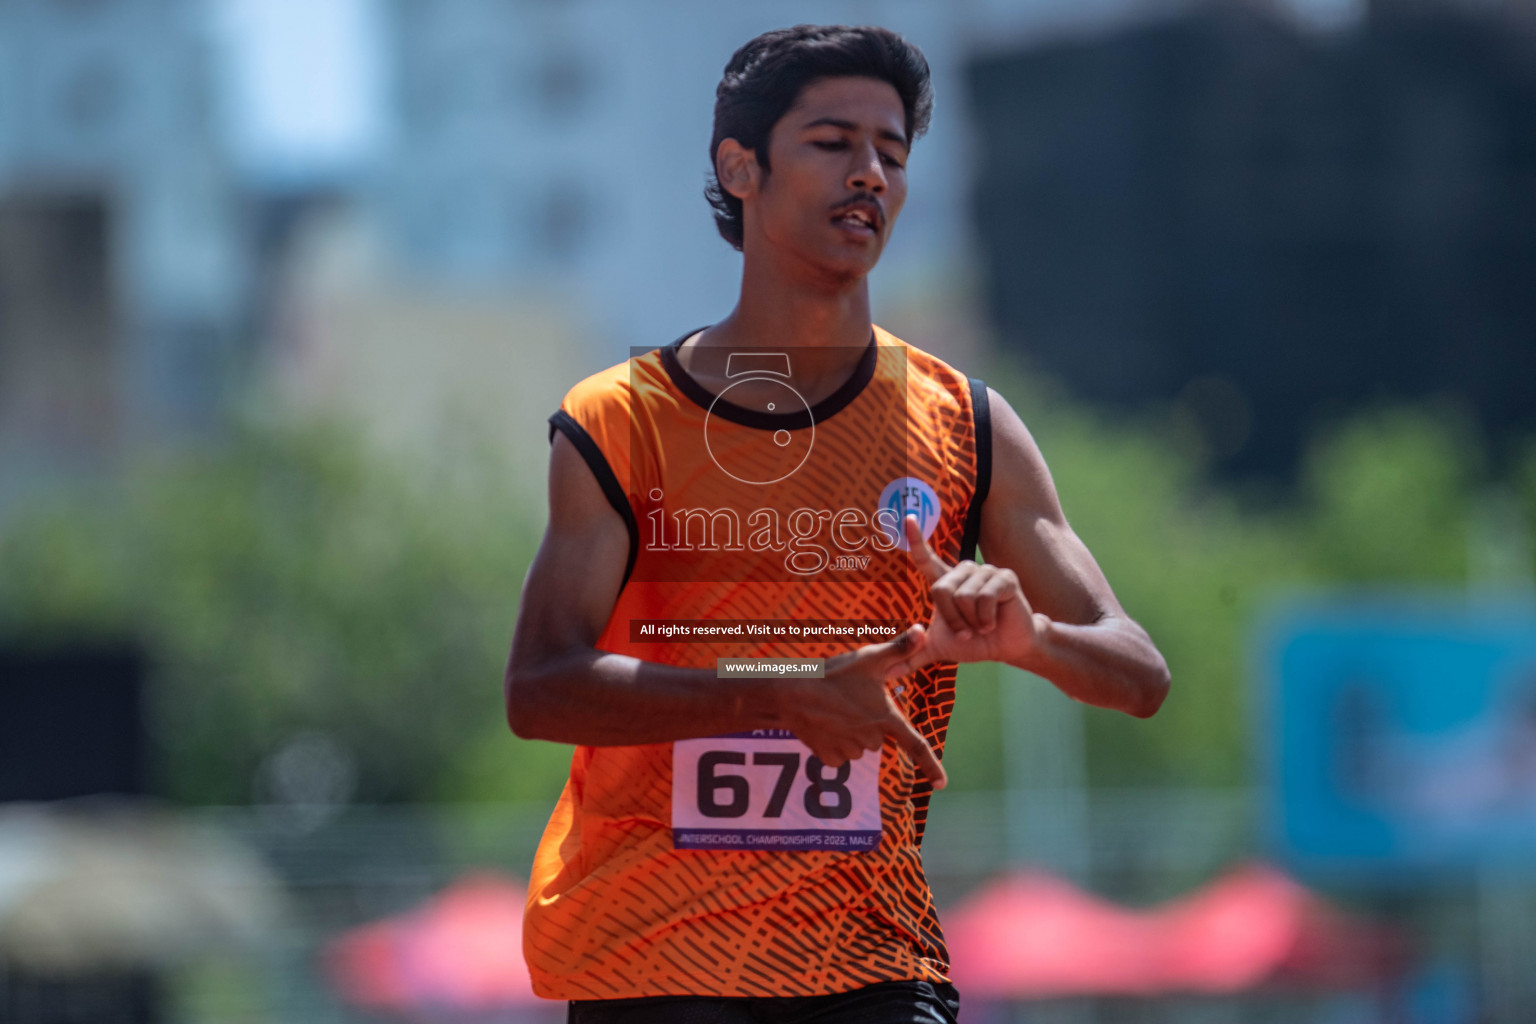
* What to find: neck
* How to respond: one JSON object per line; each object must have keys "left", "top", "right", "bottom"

{"left": 705, "top": 243, "right": 874, "bottom": 354}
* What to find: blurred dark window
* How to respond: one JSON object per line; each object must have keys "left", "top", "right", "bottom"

{"left": 0, "top": 646, "right": 148, "bottom": 802}
{"left": 0, "top": 197, "right": 119, "bottom": 460}
{"left": 968, "top": 7, "right": 1536, "bottom": 478}
{"left": 0, "top": 971, "right": 159, "bottom": 1024}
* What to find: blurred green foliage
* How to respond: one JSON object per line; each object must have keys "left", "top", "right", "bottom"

{"left": 1, "top": 378, "right": 1532, "bottom": 804}
{"left": 943, "top": 366, "right": 1534, "bottom": 790}
{"left": 0, "top": 419, "right": 569, "bottom": 805}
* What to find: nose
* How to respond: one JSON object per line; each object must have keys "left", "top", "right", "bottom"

{"left": 846, "top": 142, "right": 887, "bottom": 194}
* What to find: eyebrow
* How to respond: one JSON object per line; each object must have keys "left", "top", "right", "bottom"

{"left": 801, "top": 116, "right": 909, "bottom": 150}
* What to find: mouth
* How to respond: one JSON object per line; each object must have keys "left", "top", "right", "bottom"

{"left": 831, "top": 200, "right": 883, "bottom": 237}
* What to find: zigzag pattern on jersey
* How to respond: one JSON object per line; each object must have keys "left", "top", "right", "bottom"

{"left": 904, "top": 361, "right": 975, "bottom": 845}
{"left": 524, "top": 744, "right": 952, "bottom": 998}
{"left": 525, "top": 331, "right": 979, "bottom": 1000}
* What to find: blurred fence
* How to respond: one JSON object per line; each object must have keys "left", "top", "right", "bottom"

{"left": 209, "top": 787, "right": 1258, "bottom": 926}
{"left": 189, "top": 790, "right": 1266, "bottom": 1023}
{"left": 7, "top": 787, "right": 1533, "bottom": 1022}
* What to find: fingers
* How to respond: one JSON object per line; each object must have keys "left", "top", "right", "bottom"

{"left": 880, "top": 624, "right": 936, "bottom": 681}
{"left": 854, "top": 623, "right": 927, "bottom": 676}
{"left": 952, "top": 570, "right": 995, "bottom": 634}
{"left": 905, "top": 514, "right": 1027, "bottom": 641}
{"left": 929, "top": 562, "right": 975, "bottom": 642}
{"left": 810, "top": 735, "right": 874, "bottom": 769}
{"left": 807, "top": 721, "right": 887, "bottom": 769}
{"left": 880, "top": 623, "right": 936, "bottom": 680}
{"left": 903, "top": 514, "right": 949, "bottom": 583}
{"left": 931, "top": 562, "right": 1022, "bottom": 639}
{"left": 818, "top": 710, "right": 948, "bottom": 789}
{"left": 887, "top": 711, "right": 947, "bottom": 790}
{"left": 952, "top": 565, "right": 1019, "bottom": 635}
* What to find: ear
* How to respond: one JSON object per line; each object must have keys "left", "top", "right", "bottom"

{"left": 714, "top": 138, "right": 760, "bottom": 200}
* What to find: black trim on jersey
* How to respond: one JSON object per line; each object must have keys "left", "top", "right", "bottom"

{"left": 959, "top": 378, "right": 992, "bottom": 563}
{"left": 658, "top": 328, "right": 879, "bottom": 431}
{"left": 549, "top": 410, "right": 639, "bottom": 588}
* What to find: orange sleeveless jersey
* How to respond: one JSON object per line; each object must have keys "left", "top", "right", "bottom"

{"left": 525, "top": 326, "right": 990, "bottom": 999}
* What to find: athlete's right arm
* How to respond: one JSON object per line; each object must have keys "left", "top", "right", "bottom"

{"left": 503, "top": 433, "right": 946, "bottom": 787}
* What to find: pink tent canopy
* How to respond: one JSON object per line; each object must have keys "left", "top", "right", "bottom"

{"left": 325, "top": 872, "right": 549, "bottom": 1012}
{"left": 944, "top": 863, "right": 1408, "bottom": 999}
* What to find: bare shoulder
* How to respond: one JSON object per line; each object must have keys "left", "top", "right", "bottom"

{"left": 548, "top": 430, "right": 625, "bottom": 531}
{"left": 507, "top": 431, "right": 630, "bottom": 670}
{"left": 977, "top": 386, "right": 1119, "bottom": 626}
{"left": 983, "top": 386, "right": 1068, "bottom": 525}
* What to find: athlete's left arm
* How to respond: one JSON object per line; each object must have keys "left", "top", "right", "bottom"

{"left": 892, "top": 388, "right": 1169, "bottom": 717}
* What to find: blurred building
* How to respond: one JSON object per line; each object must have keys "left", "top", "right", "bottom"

{"left": 7, "top": 0, "right": 1527, "bottom": 496}
{"left": 368, "top": 0, "right": 993, "bottom": 362}
{"left": 0, "top": 0, "right": 247, "bottom": 491}
{"left": 0, "top": 0, "right": 1049, "bottom": 500}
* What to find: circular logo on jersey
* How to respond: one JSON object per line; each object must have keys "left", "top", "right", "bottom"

{"left": 703, "top": 365, "right": 816, "bottom": 486}
{"left": 877, "top": 477, "right": 941, "bottom": 550}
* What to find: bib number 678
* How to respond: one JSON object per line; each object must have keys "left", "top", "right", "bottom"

{"left": 697, "top": 751, "right": 852, "bottom": 820}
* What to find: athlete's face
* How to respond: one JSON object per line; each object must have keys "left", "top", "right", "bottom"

{"left": 748, "top": 76, "right": 910, "bottom": 281}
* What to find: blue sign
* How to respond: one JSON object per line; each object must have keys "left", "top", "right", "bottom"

{"left": 1259, "top": 597, "right": 1536, "bottom": 880}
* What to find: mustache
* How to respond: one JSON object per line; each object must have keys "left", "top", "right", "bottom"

{"left": 831, "top": 191, "right": 885, "bottom": 223}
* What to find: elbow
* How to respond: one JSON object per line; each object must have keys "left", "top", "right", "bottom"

{"left": 505, "top": 642, "right": 594, "bottom": 742}
{"left": 504, "top": 665, "right": 551, "bottom": 741}
{"left": 1127, "top": 660, "right": 1171, "bottom": 719}
{"left": 505, "top": 701, "right": 537, "bottom": 741}
{"left": 505, "top": 692, "right": 545, "bottom": 741}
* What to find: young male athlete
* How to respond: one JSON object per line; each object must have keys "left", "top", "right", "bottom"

{"left": 506, "top": 24, "right": 1169, "bottom": 1023}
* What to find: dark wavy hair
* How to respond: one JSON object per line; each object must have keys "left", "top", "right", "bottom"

{"left": 705, "top": 25, "right": 933, "bottom": 250}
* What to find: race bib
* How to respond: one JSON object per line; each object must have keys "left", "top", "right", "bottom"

{"left": 672, "top": 730, "right": 882, "bottom": 852}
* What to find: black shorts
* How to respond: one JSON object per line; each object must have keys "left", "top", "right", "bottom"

{"left": 568, "top": 980, "right": 960, "bottom": 1024}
